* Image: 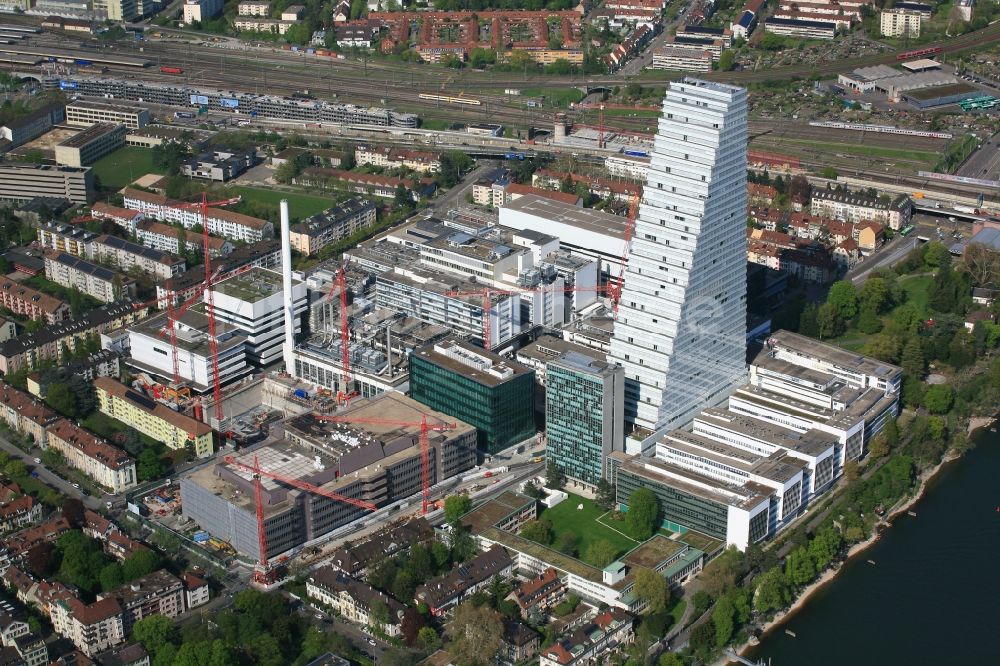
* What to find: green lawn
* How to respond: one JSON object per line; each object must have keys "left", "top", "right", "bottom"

{"left": 541, "top": 493, "right": 638, "bottom": 565}
{"left": 90, "top": 146, "right": 158, "bottom": 190}
{"left": 420, "top": 118, "right": 454, "bottom": 131}
{"left": 669, "top": 598, "right": 687, "bottom": 627}
{"left": 897, "top": 274, "right": 934, "bottom": 320}
{"left": 227, "top": 186, "right": 340, "bottom": 218}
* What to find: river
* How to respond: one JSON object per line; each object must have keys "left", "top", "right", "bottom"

{"left": 745, "top": 427, "right": 1000, "bottom": 666}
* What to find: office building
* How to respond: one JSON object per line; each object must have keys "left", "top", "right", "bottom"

{"left": 44, "top": 419, "right": 136, "bottom": 493}
{"left": 43, "top": 251, "right": 135, "bottom": 303}
{"left": 93, "top": 235, "right": 185, "bottom": 280}
{"left": 289, "top": 198, "right": 377, "bottom": 256}
{"left": 65, "top": 101, "right": 149, "bottom": 130}
{"left": 135, "top": 220, "right": 233, "bottom": 258}
{"left": 94, "top": 377, "right": 214, "bottom": 459}
{"left": 210, "top": 267, "right": 307, "bottom": 366}
{"left": 0, "top": 164, "right": 94, "bottom": 205}
{"left": 409, "top": 337, "right": 535, "bottom": 454}
{"left": 545, "top": 352, "right": 624, "bottom": 487}
{"left": 0, "top": 102, "right": 64, "bottom": 150}
{"left": 179, "top": 148, "right": 259, "bottom": 182}
{"left": 36, "top": 222, "right": 97, "bottom": 259}
{"left": 0, "top": 278, "right": 70, "bottom": 324}
{"left": 0, "top": 302, "right": 149, "bottom": 374}
{"left": 609, "top": 78, "right": 749, "bottom": 440}
{"left": 154, "top": 239, "right": 281, "bottom": 306}
{"left": 54, "top": 124, "right": 126, "bottom": 168}
{"left": 180, "top": 392, "right": 476, "bottom": 559}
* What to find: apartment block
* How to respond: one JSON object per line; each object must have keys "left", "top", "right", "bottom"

{"left": 810, "top": 189, "right": 911, "bottom": 230}
{"left": 54, "top": 124, "right": 126, "bottom": 168}
{"left": 880, "top": 7, "right": 924, "bottom": 36}
{"left": 306, "top": 569, "right": 405, "bottom": 636}
{"left": 135, "top": 220, "right": 233, "bottom": 258}
{"left": 0, "top": 164, "right": 94, "bottom": 205}
{"left": 355, "top": 145, "right": 442, "bottom": 173}
{"left": 415, "top": 546, "right": 513, "bottom": 616}
{"left": 763, "top": 16, "right": 837, "bottom": 38}
{"left": 94, "top": 377, "right": 214, "bottom": 459}
{"left": 650, "top": 47, "right": 713, "bottom": 72}
{"left": 122, "top": 188, "right": 274, "bottom": 242}
{"left": 105, "top": 570, "right": 184, "bottom": 633}
{"left": 66, "top": 101, "right": 150, "bottom": 129}
{"left": 237, "top": 0, "right": 270, "bottom": 14}
{"left": 92, "top": 235, "right": 185, "bottom": 280}
{"left": 289, "top": 198, "right": 377, "bottom": 256}
{"left": 44, "top": 419, "right": 137, "bottom": 493}
{"left": 0, "top": 380, "right": 60, "bottom": 448}
{"left": 36, "top": 222, "right": 97, "bottom": 259}
{"left": 90, "top": 202, "right": 145, "bottom": 234}
{"left": 0, "top": 278, "right": 70, "bottom": 324}
{"left": 43, "top": 251, "right": 135, "bottom": 303}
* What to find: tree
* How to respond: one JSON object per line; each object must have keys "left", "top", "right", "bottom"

{"left": 122, "top": 548, "right": 161, "bottom": 581}
{"left": 717, "top": 49, "right": 735, "bottom": 71}
{"left": 821, "top": 166, "right": 838, "bottom": 179}
{"left": 659, "top": 653, "right": 685, "bottom": 666}
{"left": 583, "top": 539, "right": 618, "bottom": 568}
{"left": 923, "top": 384, "right": 954, "bottom": 414}
{"left": 133, "top": 615, "right": 176, "bottom": 657}
{"left": 417, "top": 626, "right": 441, "bottom": 652}
{"left": 393, "top": 182, "right": 413, "bottom": 209}
{"left": 447, "top": 603, "right": 503, "bottom": 666}
{"left": 625, "top": 488, "right": 659, "bottom": 540}
{"left": 3, "top": 460, "right": 25, "bottom": 479}
{"left": 884, "top": 418, "right": 899, "bottom": 447}
{"left": 690, "top": 619, "right": 717, "bottom": 661}
{"left": 712, "top": 594, "right": 735, "bottom": 647}
{"left": 62, "top": 497, "right": 86, "bottom": 527}
{"left": 45, "top": 382, "right": 78, "bottom": 418}
{"left": 520, "top": 518, "right": 553, "bottom": 545}
{"left": 595, "top": 478, "right": 615, "bottom": 510}
{"left": 137, "top": 448, "right": 164, "bottom": 482}
{"left": 699, "top": 546, "right": 745, "bottom": 597}
{"left": 827, "top": 280, "right": 859, "bottom": 320}
{"left": 863, "top": 332, "right": 901, "bottom": 363}
{"left": 817, "top": 302, "right": 843, "bottom": 339}
{"left": 632, "top": 568, "right": 668, "bottom": 613}
{"left": 963, "top": 242, "right": 1000, "bottom": 287}
{"left": 555, "top": 531, "right": 578, "bottom": 557}
{"left": 400, "top": 607, "right": 426, "bottom": 646}
{"left": 868, "top": 433, "right": 890, "bottom": 458}
{"left": 99, "top": 563, "right": 123, "bottom": 591}
{"left": 843, "top": 459, "right": 860, "bottom": 484}
{"left": 784, "top": 546, "right": 815, "bottom": 586}
{"left": 901, "top": 336, "right": 926, "bottom": 379}
{"left": 444, "top": 494, "right": 471, "bottom": 524}
{"left": 860, "top": 277, "right": 891, "bottom": 314}
{"left": 545, "top": 461, "right": 565, "bottom": 490}
{"left": 754, "top": 566, "right": 791, "bottom": 612}
{"left": 924, "top": 242, "right": 951, "bottom": 269}
{"left": 857, "top": 307, "right": 883, "bottom": 335}
{"left": 798, "top": 302, "right": 820, "bottom": 337}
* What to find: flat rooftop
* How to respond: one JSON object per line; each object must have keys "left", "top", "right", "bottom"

{"left": 768, "top": 330, "right": 902, "bottom": 380}
{"left": 516, "top": 334, "right": 605, "bottom": 365}
{"left": 131, "top": 308, "right": 245, "bottom": 357}
{"left": 620, "top": 534, "right": 685, "bottom": 570}
{"left": 68, "top": 100, "right": 146, "bottom": 114}
{"left": 461, "top": 490, "right": 536, "bottom": 535}
{"left": 501, "top": 195, "right": 626, "bottom": 240}
{"left": 213, "top": 267, "right": 299, "bottom": 302}
{"left": 413, "top": 337, "right": 533, "bottom": 387}
{"left": 662, "top": 429, "right": 806, "bottom": 484}
{"left": 696, "top": 407, "right": 837, "bottom": 458}
{"left": 58, "top": 123, "right": 122, "bottom": 149}
{"left": 904, "top": 82, "right": 978, "bottom": 101}
{"left": 620, "top": 455, "right": 772, "bottom": 511}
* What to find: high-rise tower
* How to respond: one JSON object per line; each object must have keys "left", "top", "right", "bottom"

{"left": 609, "top": 78, "right": 748, "bottom": 440}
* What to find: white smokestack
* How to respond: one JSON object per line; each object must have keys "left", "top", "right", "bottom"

{"left": 280, "top": 200, "right": 295, "bottom": 374}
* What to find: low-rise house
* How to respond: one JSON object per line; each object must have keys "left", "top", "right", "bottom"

{"left": 538, "top": 608, "right": 634, "bottom": 666}
{"left": 414, "top": 545, "right": 513, "bottom": 616}
{"left": 506, "top": 567, "right": 565, "bottom": 619}
{"left": 0, "top": 498, "right": 42, "bottom": 533}
{"left": 500, "top": 619, "right": 539, "bottom": 665}
{"left": 11, "top": 632, "right": 46, "bottom": 666}
{"left": 182, "top": 571, "right": 210, "bottom": 610}
{"left": 0, "top": 613, "right": 29, "bottom": 647}
{"left": 306, "top": 569, "right": 405, "bottom": 636}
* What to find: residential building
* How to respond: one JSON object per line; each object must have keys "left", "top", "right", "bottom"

{"left": 305, "top": 569, "right": 405, "bottom": 636}
{"left": 650, "top": 47, "right": 713, "bottom": 72}
{"left": 500, "top": 620, "right": 539, "bottom": 666}
{"left": 43, "top": 251, "right": 136, "bottom": 303}
{"left": 153, "top": 239, "right": 280, "bottom": 306}
{"left": 36, "top": 222, "right": 97, "bottom": 259}
{"left": 289, "top": 198, "right": 377, "bottom": 256}
{"left": 545, "top": 352, "right": 624, "bottom": 487}
{"left": 93, "top": 235, "right": 185, "bottom": 280}
{"left": 209, "top": 267, "right": 307, "bottom": 366}
{"left": 0, "top": 318, "right": 14, "bottom": 344}
{"left": 0, "top": 164, "right": 94, "bottom": 205}
{"left": 11, "top": 632, "right": 46, "bottom": 666}
{"left": 44, "top": 419, "right": 137, "bottom": 493}
{"left": 65, "top": 102, "right": 149, "bottom": 129}
{"left": 0, "top": 302, "right": 149, "bottom": 374}
{"left": 104, "top": 570, "right": 184, "bottom": 633}
{"left": 0, "top": 615, "right": 29, "bottom": 648}
{"left": 295, "top": 168, "right": 437, "bottom": 201}
{"left": 355, "top": 146, "right": 441, "bottom": 174}
{"left": 135, "top": 220, "right": 233, "bottom": 258}
{"left": 95, "top": 643, "right": 148, "bottom": 666}
{"left": 54, "top": 124, "right": 126, "bottom": 168}
{"left": 122, "top": 189, "right": 274, "bottom": 242}
{"left": 409, "top": 338, "right": 535, "bottom": 454}
{"left": 233, "top": 17, "right": 297, "bottom": 33}
{"left": 605, "top": 155, "right": 651, "bottom": 180}
{"left": 91, "top": 203, "right": 145, "bottom": 234}
{"left": 48, "top": 594, "right": 125, "bottom": 658}
{"left": 763, "top": 16, "right": 837, "bottom": 39}
{"left": 507, "top": 568, "right": 565, "bottom": 619}
{"left": 180, "top": 393, "right": 476, "bottom": 559}
{"left": 880, "top": 8, "right": 924, "bottom": 36}
{"left": 810, "top": 189, "right": 912, "bottom": 231}
{"left": 608, "top": 78, "right": 749, "bottom": 441}
{"left": 0, "top": 278, "right": 70, "bottom": 324}
{"left": 182, "top": 571, "right": 210, "bottom": 609}
{"left": 237, "top": 0, "right": 270, "bottom": 14}
{"left": 183, "top": 0, "right": 223, "bottom": 22}
{"left": 330, "top": 518, "right": 433, "bottom": 576}
{"left": 539, "top": 609, "right": 634, "bottom": 666}
{"left": 179, "top": 148, "right": 258, "bottom": 182}
{"left": 0, "top": 497, "right": 43, "bottom": 532}
{"left": 92, "top": 0, "right": 139, "bottom": 20}
{"left": 414, "top": 546, "right": 513, "bottom": 616}
{"left": 94, "top": 377, "right": 214, "bottom": 459}
{"left": 0, "top": 103, "right": 64, "bottom": 150}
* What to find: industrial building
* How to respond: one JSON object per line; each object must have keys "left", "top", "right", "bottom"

{"left": 409, "top": 337, "right": 535, "bottom": 454}
{"left": 609, "top": 78, "right": 750, "bottom": 441}
{"left": 65, "top": 101, "right": 150, "bottom": 129}
{"left": 179, "top": 392, "right": 476, "bottom": 559}
{"left": 54, "top": 123, "right": 126, "bottom": 168}
{"left": 210, "top": 267, "right": 307, "bottom": 366}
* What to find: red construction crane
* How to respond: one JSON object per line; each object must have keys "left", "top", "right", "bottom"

{"left": 314, "top": 414, "right": 458, "bottom": 514}
{"left": 323, "top": 266, "right": 353, "bottom": 394}
{"left": 173, "top": 194, "right": 241, "bottom": 425}
{"left": 444, "top": 283, "right": 608, "bottom": 349}
{"left": 609, "top": 194, "right": 640, "bottom": 314}
{"left": 223, "top": 453, "right": 377, "bottom": 584}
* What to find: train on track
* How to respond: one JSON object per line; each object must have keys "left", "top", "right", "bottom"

{"left": 808, "top": 121, "right": 952, "bottom": 139}
{"left": 896, "top": 46, "right": 943, "bottom": 61}
{"left": 160, "top": 65, "right": 183, "bottom": 74}
{"left": 418, "top": 92, "right": 482, "bottom": 106}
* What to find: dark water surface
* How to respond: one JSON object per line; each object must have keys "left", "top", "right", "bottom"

{"left": 746, "top": 428, "right": 1000, "bottom": 666}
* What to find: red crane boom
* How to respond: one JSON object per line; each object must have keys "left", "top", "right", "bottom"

{"left": 610, "top": 194, "right": 640, "bottom": 314}
{"left": 314, "top": 414, "right": 458, "bottom": 514}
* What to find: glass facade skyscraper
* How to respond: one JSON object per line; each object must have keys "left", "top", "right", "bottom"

{"left": 545, "top": 352, "right": 624, "bottom": 487}
{"left": 609, "top": 78, "right": 749, "bottom": 439}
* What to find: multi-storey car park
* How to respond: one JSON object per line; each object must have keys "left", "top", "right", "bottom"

{"left": 42, "top": 77, "right": 419, "bottom": 128}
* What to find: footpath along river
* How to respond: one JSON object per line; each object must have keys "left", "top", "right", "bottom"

{"left": 745, "top": 426, "right": 1000, "bottom": 666}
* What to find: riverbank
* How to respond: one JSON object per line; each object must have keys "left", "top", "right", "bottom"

{"left": 721, "top": 445, "right": 965, "bottom": 665}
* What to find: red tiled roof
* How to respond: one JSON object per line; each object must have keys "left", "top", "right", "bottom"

{"left": 47, "top": 419, "right": 133, "bottom": 471}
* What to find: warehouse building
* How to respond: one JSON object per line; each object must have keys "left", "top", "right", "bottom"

{"left": 179, "top": 392, "right": 476, "bottom": 559}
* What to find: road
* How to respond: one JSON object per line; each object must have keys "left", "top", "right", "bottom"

{"left": 846, "top": 234, "right": 919, "bottom": 285}
{"left": 430, "top": 161, "right": 499, "bottom": 213}
{"left": 956, "top": 133, "right": 1000, "bottom": 182}
{"left": 0, "top": 433, "right": 105, "bottom": 510}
